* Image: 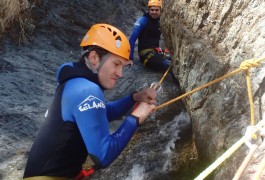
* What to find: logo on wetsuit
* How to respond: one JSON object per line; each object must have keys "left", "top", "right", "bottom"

{"left": 78, "top": 95, "right": 105, "bottom": 112}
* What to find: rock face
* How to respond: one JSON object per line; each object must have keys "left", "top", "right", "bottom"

{"left": 161, "top": 0, "right": 265, "bottom": 179}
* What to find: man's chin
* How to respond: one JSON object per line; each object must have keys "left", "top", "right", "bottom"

{"left": 103, "top": 83, "right": 116, "bottom": 90}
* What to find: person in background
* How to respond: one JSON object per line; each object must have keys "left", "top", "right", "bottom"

{"left": 129, "top": 0, "right": 172, "bottom": 74}
{"left": 23, "top": 23, "right": 157, "bottom": 180}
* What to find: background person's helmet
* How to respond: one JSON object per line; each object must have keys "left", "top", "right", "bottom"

{"left": 148, "top": 0, "right": 162, "bottom": 7}
{"left": 80, "top": 24, "right": 130, "bottom": 60}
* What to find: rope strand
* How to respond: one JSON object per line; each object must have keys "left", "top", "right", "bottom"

{"left": 155, "top": 68, "right": 242, "bottom": 110}
{"left": 246, "top": 69, "right": 255, "bottom": 126}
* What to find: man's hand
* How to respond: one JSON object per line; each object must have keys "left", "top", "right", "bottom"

{"left": 133, "top": 88, "right": 157, "bottom": 105}
{"left": 132, "top": 102, "right": 156, "bottom": 125}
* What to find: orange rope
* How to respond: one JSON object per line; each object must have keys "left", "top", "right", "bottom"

{"left": 159, "top": 64, "right": 172, "bottom": 85}
{"left": 155, "top": 68, "right": 242, "bottom": 110}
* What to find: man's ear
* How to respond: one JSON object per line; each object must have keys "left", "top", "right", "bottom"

{"left": 87, "top": 51, "right": 100, "bottom": 66}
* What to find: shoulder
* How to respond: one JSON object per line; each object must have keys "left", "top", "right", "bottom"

{"left": 136, "top": 15, "right": 148, "bottom": 26}
{"left": 64, "top": 78, "right": 103, "bottom": 99}
{"left": 61, "top": 78, "right": 106, "bottom": 122}
{"left": 67, "top": 77, "right": 98, "bottom": 87}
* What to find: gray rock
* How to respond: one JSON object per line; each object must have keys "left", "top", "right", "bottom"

{"left": 162, "top": 0, "right": 265, "bottom": 179}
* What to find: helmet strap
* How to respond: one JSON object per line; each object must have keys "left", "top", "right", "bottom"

{"left": 84, "top": 53, "right": 110, "bottom": 74}
{"left": 96, "top": 53, "right": 110, "bottom": 72}
{"left": 84, "top": 56, "right": 98, "bottom": 74}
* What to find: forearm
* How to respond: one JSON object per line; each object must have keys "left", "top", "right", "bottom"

{"left": 106, "top": 93, "right": 136, "bottom": 121}
{"left": 89, "top": 115, "right": 138, "bottom": 168}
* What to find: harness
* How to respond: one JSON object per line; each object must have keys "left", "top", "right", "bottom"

{"left": 139, "top": 48, "right": 170, "bottom": 66}
{"left": 139, "top": 48, "right": 155, "bottom": 66}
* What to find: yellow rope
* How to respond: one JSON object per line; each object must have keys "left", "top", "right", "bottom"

{"left": 155, "top": 68, "right": 242, "bottom": 110}
{"left": 155, "top": 57, "right": 264, "bottom": 111}
{"left": 159, "top": 64, "right": 172, "bottom": 85}
{"left": 151, "top": 64, "right": 172, "bottom": 90}
{"left": 246, "top": 69, "right": 255, "bottom": 126}
{"left": 239, "top": 58, "right": 263, "bottom": 70}
{"left": 241, "top": 58, "right": 264, "bottom": 126}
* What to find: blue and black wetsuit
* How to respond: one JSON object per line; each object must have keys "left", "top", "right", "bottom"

{"left": 23, "top": 62, "right": 139, "bottom": 178}
{"left": 129, "top": 13, "right": 170, "bottom": 72}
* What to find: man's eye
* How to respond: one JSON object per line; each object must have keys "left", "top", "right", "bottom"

{"left": 123, "top": 64, "right": 132, "bottom": 71}
{"left": 125, "top": 64, "right": 132, "bottom": 68}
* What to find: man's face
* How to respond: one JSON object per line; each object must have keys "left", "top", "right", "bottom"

{"left": 98, "top": 53, "right": 129, "bottom": 89}
{"left": 148, "top": 6, "right": 161, "bottom": 19}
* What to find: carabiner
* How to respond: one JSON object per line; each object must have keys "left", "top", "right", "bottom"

{"left": 150, "top": 82, "right": 163, "bottom": 94}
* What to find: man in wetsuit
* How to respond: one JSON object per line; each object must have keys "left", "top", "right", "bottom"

{"left": 23, "top": 24, "right": 157, "bottom": 180}
{"left": 129, "top": 0, "right": 171, "bottom": 72}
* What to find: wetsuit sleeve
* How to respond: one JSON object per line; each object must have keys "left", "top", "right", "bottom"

{"left": 62, "top": 78, "right": 138, "bottom": 169}
{"left": 129, "top": 16, "right": 148, "bottom": 60}
{"left": 106, "top": 94, "right": 136, "bottom": 122}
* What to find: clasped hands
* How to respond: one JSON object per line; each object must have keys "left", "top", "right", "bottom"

{"left": 132, "top": 88, "right": 157, "bottom": 124}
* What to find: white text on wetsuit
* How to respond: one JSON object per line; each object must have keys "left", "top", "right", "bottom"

{"left": 78, "top": 95, "right": 105, "bottom": 112}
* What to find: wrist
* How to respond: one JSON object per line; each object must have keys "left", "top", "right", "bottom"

{"left": 129, "top": 114, "right": 140, "bottom": 127}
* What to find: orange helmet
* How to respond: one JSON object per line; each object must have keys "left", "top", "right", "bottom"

{"left": 148, "top": 0, "right": 162, "bottom": 7}
{"left": 80, "top": 24, "right": 130, "bottom": 60}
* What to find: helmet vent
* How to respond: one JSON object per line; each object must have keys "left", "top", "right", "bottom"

{"left": 115, "top": 36, "right": 121, "bottom": 41}
{"left": 115, "top": 36, "right": 122, "bottom": 48}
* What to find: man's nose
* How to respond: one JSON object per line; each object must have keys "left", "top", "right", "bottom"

{"left": 117, "top": 67, "right": 123, "bottom": 77}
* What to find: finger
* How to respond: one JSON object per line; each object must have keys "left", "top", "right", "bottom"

{"left": 149, "top": 99, "right": 152, "bottom": 104}
{"left": 148, "top": 94, "right": 156, "bottom": 101}
{"left": 151, "top": 105, "right": 156, "bottom": 113}
{"left": 149, "top": 99, "right": 156, "bottom": 105}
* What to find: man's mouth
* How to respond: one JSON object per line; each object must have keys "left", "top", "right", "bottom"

{"left": 112, "top": 77, "right": 118, "bottom": 82}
